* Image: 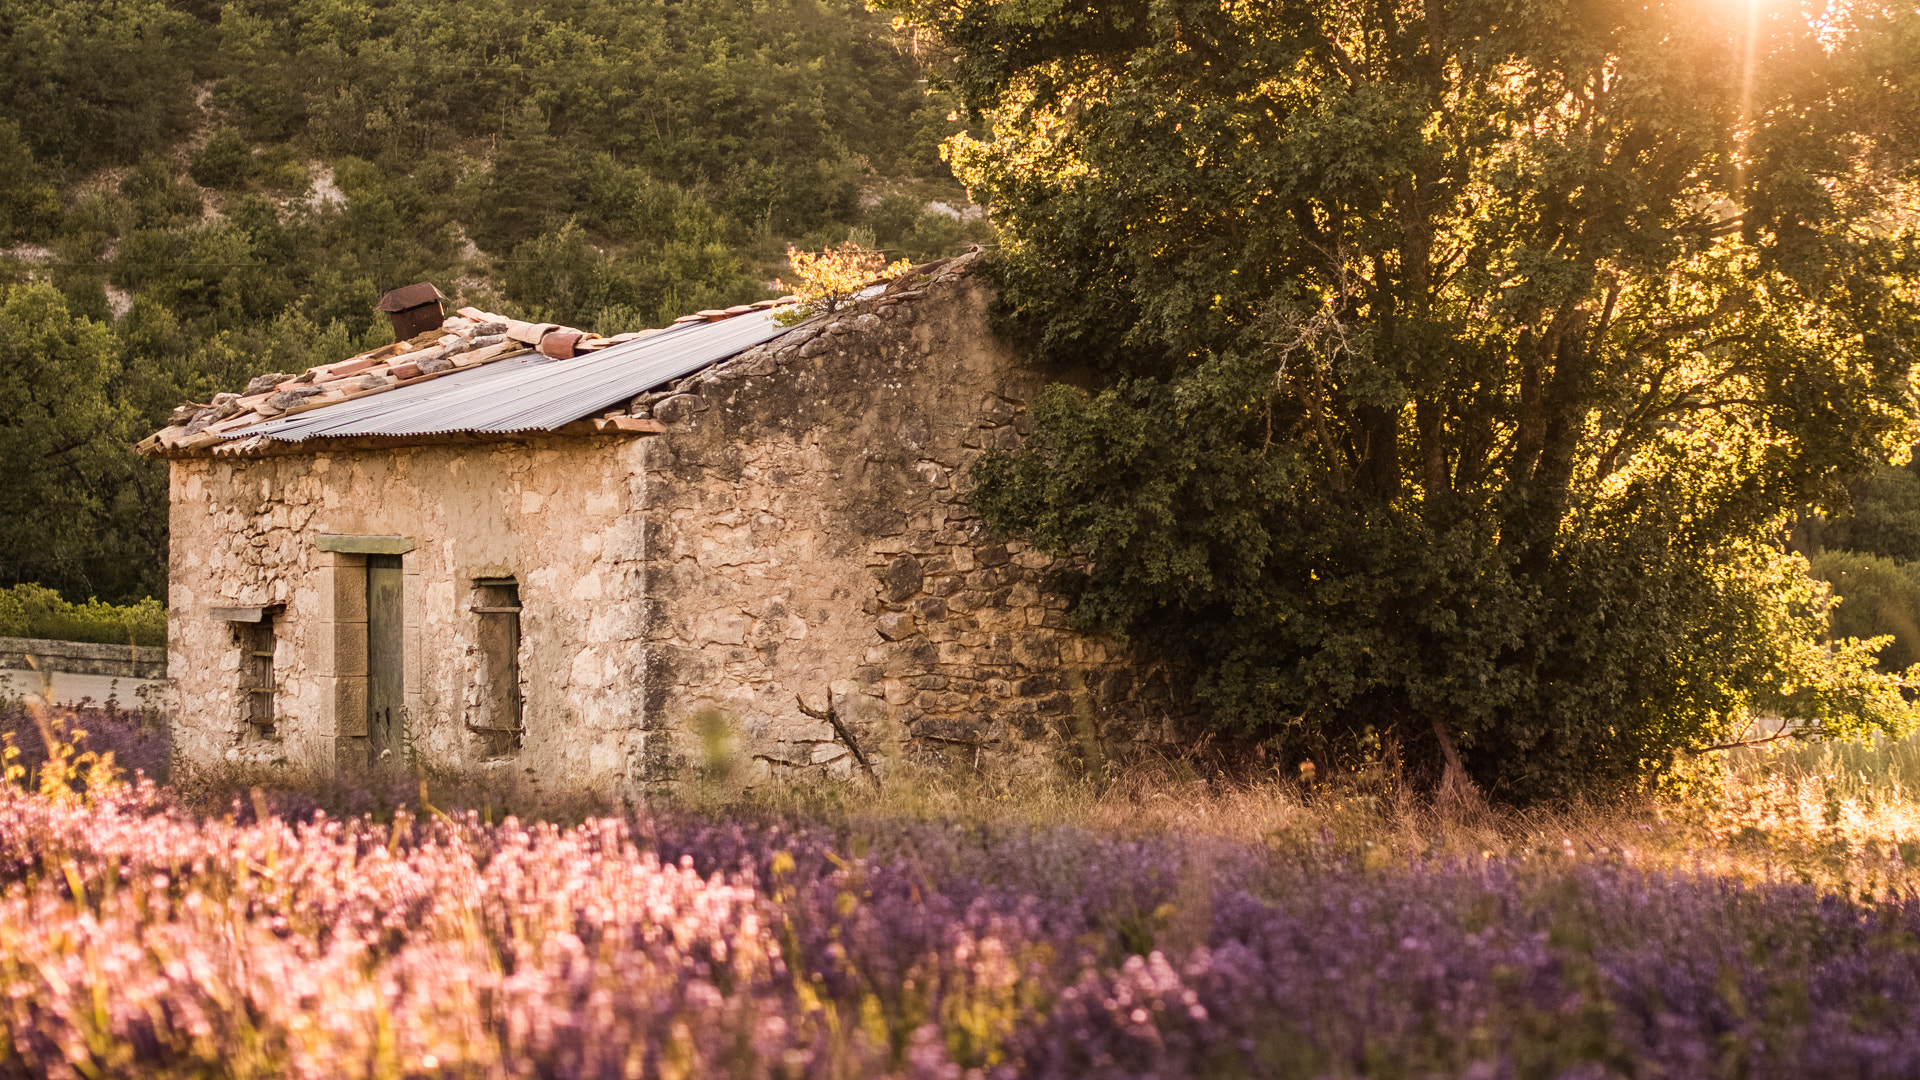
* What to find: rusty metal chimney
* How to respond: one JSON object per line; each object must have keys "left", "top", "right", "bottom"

{"left": 374, "top": 282, "right": 448, "bottom": 341}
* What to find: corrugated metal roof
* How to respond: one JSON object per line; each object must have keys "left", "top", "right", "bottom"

{"left": 228, "top": 309, "right": 794, "bottom": 443}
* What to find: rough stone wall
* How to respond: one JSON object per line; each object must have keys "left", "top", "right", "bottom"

{"left": 637, "top": 263, "right": 1190, "bottom": 783}
{"left": 0, "top": 638, "right": 167, "bottom": 680}
{"left": 166, "top": 439, "right": 652, "bottom": 783}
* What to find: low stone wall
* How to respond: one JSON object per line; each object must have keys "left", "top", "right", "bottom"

{"left": 0, "top": 636, "right": 167, "bottom": 680}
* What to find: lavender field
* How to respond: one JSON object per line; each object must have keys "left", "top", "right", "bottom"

{"left": 5, "top": 720, "right": 1920, "bottom": 1078}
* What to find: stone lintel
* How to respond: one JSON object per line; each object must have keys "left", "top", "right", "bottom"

{"left": 316, "top": 533, "right": 416, "bottom": 555}
{"left": 210, "top": 604, "right": 282, "bottom": 622}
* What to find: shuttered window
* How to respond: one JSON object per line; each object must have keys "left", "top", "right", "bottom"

{"left": 469, "top": 579, "right": 523, "bottom": 756}
{"left": 242, "top": 613, "right": 278, "bottom": 733}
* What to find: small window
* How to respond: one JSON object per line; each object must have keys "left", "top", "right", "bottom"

{"left": 468, "top": 579, "right": 523, "bottom": 755}
{"left": 242, "top": 612, "right": 278, "bottom": 734}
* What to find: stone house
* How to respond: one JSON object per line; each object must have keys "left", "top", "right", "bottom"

{"left": 139, "top": 255, "right": 1188, "bottom": 789}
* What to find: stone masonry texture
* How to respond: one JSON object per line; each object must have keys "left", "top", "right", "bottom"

{"left": 633, "top": 267, "right": 1190, "bottom": 786}
{"left": 0, "top": 638, "right": 166, "bottom": 680}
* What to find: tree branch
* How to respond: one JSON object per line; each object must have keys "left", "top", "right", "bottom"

{"left": 798, "top": 692, "right": 881, "bottom": 789}
{"left": 1684, "top": 725, "right": 1826, "bottom": 755}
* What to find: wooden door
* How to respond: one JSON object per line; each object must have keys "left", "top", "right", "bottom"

{"left": 366, "top": 554, "right": 405, "bottom": 767}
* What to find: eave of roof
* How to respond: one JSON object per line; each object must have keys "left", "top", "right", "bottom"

{"left": 138, "top": 298, "right": 800, "bottom": 456}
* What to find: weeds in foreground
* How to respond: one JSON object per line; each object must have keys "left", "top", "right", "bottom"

{"left": 167, "top": 726, "right": 1920, "bottom": 900}
{"left": 659, "top": 734, "right": 1920, "bottom": 901}
{"left": 165, "top": 756, "right": 617, "bottom": 826}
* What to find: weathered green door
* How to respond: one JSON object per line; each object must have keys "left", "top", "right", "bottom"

{"left": 366, "top": 554, "right": 405, "bottom": 767}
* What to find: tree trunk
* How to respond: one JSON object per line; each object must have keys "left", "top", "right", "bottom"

{"left": 1416, "top": 397, "right": 1450, "bottom": 518}
{"left": 1355, "top": 403, "right": 1402, "bottom": 500}
{"left": 1430, "top": 717, "right": 1482, "bottom": 818}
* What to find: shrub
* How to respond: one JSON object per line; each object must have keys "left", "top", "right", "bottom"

{"left": 0, "top": 583, "right": 164, "bottom": 646}
{"left": 117, "top": 155, "right": 201, "bottom": 230}
{"left": 7, "top": 774, "right": 1920, "bottom": 1077}
{"left": 775, "top": 241, "right": 910, "bottom": 321}
{"left": 1813, "top": 464, "right": 1920, "bottom": 562}
{"left": 0, "top": 120, "right": 59, "bottom": 243}
{"left": 188, "top": 127, "right": 255, "bottom": 190}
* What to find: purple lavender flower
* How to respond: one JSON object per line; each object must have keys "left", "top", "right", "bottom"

{"left": 3, "top": 783, "right": 1920, "bottom": 1078}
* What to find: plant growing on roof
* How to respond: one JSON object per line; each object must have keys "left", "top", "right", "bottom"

{"left": 880, "top": 0, "right": 1920, "bottom": 799}
{"left": 777, "top": 241, "right": 912, "bottom": 321}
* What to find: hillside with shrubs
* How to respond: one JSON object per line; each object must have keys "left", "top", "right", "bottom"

{"left": 0, "top": 0, "right": 987, "bottom": 605}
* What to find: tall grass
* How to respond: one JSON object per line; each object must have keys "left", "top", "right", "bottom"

{"left": 150, "top": 723, "right": 1920, "bottom": 900}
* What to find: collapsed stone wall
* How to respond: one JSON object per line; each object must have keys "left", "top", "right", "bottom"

{"left": 634, "top": 259, "right": 1192, "bottom": 782}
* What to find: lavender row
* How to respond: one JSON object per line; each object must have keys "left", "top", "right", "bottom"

{"left": 3, "top": 781, "right": 1918, "bottom": 1078}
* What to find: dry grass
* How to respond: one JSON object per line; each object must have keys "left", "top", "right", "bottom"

{"left": 670, "top": 735, "right": 1920, "bottom": 901}
{"left": 144, "top": 725, "right": 1920, "bottom": 901}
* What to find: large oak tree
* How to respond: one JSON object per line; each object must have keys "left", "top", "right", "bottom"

{"left": 888, "top": 0, "right": 1920, "bottom": 797}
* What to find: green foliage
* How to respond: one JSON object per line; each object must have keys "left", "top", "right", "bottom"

{"left": 0, "top": 0, "right": 200, "bottom": 172}
{"left": 0, "top": 0, "right": 988, "bottom": 351}
{"left": 1804, "top": 464, "right": 1920, "bottom": 669}
{"left": 197, "top": 0, "right": 973, "bottom": 230}
{"left": 467, "top": 107, "right": 578, "bottom": 256}
{"left": 1812, "top": 463, "right": 1920, "bottom": 563}
{"left": 868, "top": 190, "right": 990, "bottom": 263}
{"left": 0, "top": 286, "right": 179, "bottom": 604}
{"left": 908, "top": 0, "right": 1920, "bottom": 799}
{"left": 503, "top": 155, "right": 776, "bottom": 330}
{"left": 0, "top": 121, "right": 59, "bottom": 244}
{"left": 188, "top": 128, "right": 256, "bottom": 191}
{"left": 117, "top": 157, "right": 202, "bottom": 231}
{"left": 0, "top": 583, "right": 164, "bottom": 646}
{"left": 1809, "top": 550, "right": 1920, "bottom": 674}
